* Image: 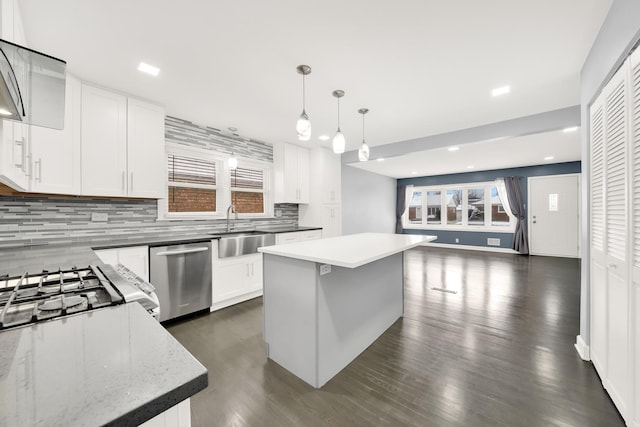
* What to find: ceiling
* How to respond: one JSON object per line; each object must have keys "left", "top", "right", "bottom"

{"left": 20, "top": 1, "right": 611, "bottom": 172}
{"left": 349, "top": 128, "right": 581, "bottom": 178}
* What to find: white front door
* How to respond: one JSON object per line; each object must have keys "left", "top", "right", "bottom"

{"left": 528, "top": 174, "right": 580, "bottom": 257}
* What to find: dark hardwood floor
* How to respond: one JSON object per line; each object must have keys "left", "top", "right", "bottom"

{"left": 167, "top": 247, "right": 624, "bottom": 426}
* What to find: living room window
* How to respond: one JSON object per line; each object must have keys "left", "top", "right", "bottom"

{"left": 403, "top": 181, "right": 515, "bottom": 231}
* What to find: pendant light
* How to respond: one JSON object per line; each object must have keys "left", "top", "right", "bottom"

{"left": 358, "top": 108, "right": 370, "bottom": 162}
{"left": 332, "top": 90, "right": 345, "bottom": 154}
{"left": 228, "top": 153, "right": 238, "bottom": 170}
{"left": 296, "top": 65, "right": 312, "bottom": 141}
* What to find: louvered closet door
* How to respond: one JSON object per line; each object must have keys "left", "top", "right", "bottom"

{"left": 629, "top": 47, "right": 640, "bottom": 427}
{"left": 590, "top": 91, "right": 608, "bottom": 377}
{"left": 603, "top": 61, "right": 630, "bottom": 419}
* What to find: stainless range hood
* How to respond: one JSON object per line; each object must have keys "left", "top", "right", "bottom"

{"left": 0, "top": 39, "right": 66, "bottom": 130}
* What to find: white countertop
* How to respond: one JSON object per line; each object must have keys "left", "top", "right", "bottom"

{"left": 258, "top": 232, "right": 436, "bottom": 268}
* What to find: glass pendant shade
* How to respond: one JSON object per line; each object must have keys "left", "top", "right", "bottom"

{"left": 333, "top": 130, "right": 345, "bottom": 154}
{"left": 296, "top": 65, "right": 312, "bottom": 141}
{"left": 228, "top": 154, "right": 238, "bottom": 170}
{"left": 358, "top": 141, "right": 370, "bottom": 161}
{"left": 296, "top": 110, "right": 311, "bottom": 141}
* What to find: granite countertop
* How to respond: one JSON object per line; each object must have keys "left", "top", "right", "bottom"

{"left": 259, "top": 232, "right": 437, "bottom": 268}
{"left": 0, "top": 225, "right": 322, "bottom": 276}
{"left": 0, "top": 303, "right": 208, "bottom": 427}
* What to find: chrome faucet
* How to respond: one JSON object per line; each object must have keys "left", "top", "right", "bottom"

{"left": 226, "top": 204, "right": 238, "bottom": 232}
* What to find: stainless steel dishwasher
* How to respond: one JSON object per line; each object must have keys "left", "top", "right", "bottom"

{"left": 149, "top": 241, "right": 212, "bottom": 322}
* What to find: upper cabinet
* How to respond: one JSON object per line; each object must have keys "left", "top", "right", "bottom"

{"left": 81, "top": 83, "right": 165, "bottom": 198}
{"left": 274, "top": 142, "right": 309, "bottom": 204}
{"left": 127, "top": 98, "right": 165, "bottom": 198}
{"left": 80, "top": 85, "right": 127, "bottom": 196}
{"left": 30, "top": 74, "right": 81, "bottom": 195}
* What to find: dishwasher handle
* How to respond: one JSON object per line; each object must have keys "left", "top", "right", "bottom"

{"left": 154, "top": 247, "right": 210, "bottom": 256}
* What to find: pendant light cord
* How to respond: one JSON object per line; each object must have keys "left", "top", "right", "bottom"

{"left": 362, "top": 113, "right": 365, "bottom": 142}
{"left": 302, "top": 74, "right": 306, "bottom": 111}
{"left": 337, "top": 96, "right": 341, "bottom": 130}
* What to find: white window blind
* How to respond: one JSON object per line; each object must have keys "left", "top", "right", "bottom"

{"left": 605, "top": 76, "right": 627, "bottom": 262}
{"left": 231, "top": 167, "right": 264, "bottom": 190}
{"left": 230, "top": 166, "right": 267, "bottom": 214}
{"left": 590, "top": 96, "right": 605, "bottom": 252}
{"left": 168, "top": 154, "right": 217, "bottom": 186}
{"left": 632, "top": 54, "right": 640, "bottom": 268}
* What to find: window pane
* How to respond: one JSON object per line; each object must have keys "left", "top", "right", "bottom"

{"left": 168, "top": 154, "right": 216, "bottom": 185}
{"left": 408, "top": 191, "right": 422, "bottom": 224}
{"left": 467, "top": 188, "right": 485, "bottom": 225}
{"left": 232, "top": 191, "right": 264, "bottom": 214}
{"left": 168, "top": 186, "right": 216, "bottom": 212}
{"left": 446, "top": 189, "right": 462, "bottom": 225}
{"left": 427, "top": 191, "right": 441, "bottom": 224}
{"left": 231, "top": 167, "right": 263, "bottom": 190}
{"left": 491, "top": 186, "right": 510, "bottom": 226}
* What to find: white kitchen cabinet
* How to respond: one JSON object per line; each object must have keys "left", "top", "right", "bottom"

{"left": 275, "top": 230, "right": 322, "bottom": 245}
{"left": 29, "top": 74, "right": 81, "bottom": 195}
{"left": 94, "top": 245, "right": 149, "bottom": 282}
{"left": 274, "top": 142, "right": 309, "bottom": 203}
{"left": 81, "top": 84, "right": 128, "bottom": 196}
{"left": 211, "top": 245, "right": 263, "bottom": 311}
{"left": 0, "top": 120, "right": 29, "bottom": 190}
{"left": 298, "top": 147, "right": 342, "bottom": 238}
{"left": 81, "top": 84, "right": 165, "bottom": 198}
{"left": 126, "top": 98, "right": 165, "bottom": 198}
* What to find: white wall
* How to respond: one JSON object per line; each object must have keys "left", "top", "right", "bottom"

{"left": 341, "top": 164, "right": 396, "bottom": 235}
{"left": 578, "top": 0, "right": 640, "bottom": 348}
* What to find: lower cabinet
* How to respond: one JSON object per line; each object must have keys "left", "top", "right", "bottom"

{"left": 140, "top": 398, "right": 191, "bottom": 427}
{"left": 94, "top": 245, "right": 149, "bottom": 282}
{"left": 275, "top": 230, "right": 322, "bottom": 245}
{"left": 211, "top": 245, "right": 263, "bottom": 311}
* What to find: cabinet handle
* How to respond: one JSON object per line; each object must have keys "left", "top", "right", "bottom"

{"left": 35, "top": 158, "right": 42, "bottom": 183}
{"left": 122, "top": 171, "right": 125, "bottom": 192}
{"left": 608, "top": 264, "right": 617, "bottom": 269}
{"left": 130, "top": 172, "right": 134, "bottom": 192}
{"left": 251, "top": 262, "right": 254, "bottom": 276}
{"left": 246, "top": 264, "right": 250, "bottom": 277}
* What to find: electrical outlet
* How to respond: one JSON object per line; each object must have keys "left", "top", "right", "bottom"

{"left": 455, "top": 238, "right": 459, "bottom": 243}
{"left": 319, "top": 264, "right": 331, "bottom": 275}
{"left": 275, "top": 209, "right": 282, "bottom": 218}
{"left": 91, "top": 212, "right": 108, "bottom": 222}
{"left": 487, "top": 238, "right": 501, "bottom": 246}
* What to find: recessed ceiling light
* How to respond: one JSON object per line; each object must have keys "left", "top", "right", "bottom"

{"left": 448, "top": 146, "right": 459, "bottom": 152}
{"left": 544, "top": 156, "right": 554, "bottom": 161}
{"left": 467, "top": 165, "right": 474, "bottom": 169}
{"left": 411, "top": 171, "right": 417, "bottom": 175}
{"left": 138, "top": 62, "right": 160, "bottom": 76}
{"left": 377, "top": 158, "right": 385, "bottom": 162}
{"left": 563, "top": 126, "right": 579, "bottom": 133}
{"left": 0, "top": 108, "right": 12, "bottom": 116}
{"left": 492, "top": 85, "right": 510, "bottom": 97}
{"left": 318, "top": 135, "right": 330, "bottom": 141}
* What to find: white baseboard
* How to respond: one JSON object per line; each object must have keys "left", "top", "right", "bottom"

{"left": 574, "top": 335, "right": 590, "bottom": 361}
{"left": 210, "top": 289, "right": 263, "bottom": 312}
{"left": 421, "top": 242, "right": 519, "bottom": 254}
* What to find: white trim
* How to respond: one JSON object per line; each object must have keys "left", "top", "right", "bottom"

{"left": 420, "top": 241, "right": 518, "bottom": 254}
{"left": 210, "top": 290, "right": 262, "bottom": 312}
{"left": 574, "top": 334, "right": 591, "bottom": 361}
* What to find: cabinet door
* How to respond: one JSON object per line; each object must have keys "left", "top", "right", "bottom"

{"left": 322, "top": 205, "right": 341, "bottom": 238}
{"left": 212, "top": 258, "right": 250, "bottom": 303}
{"left": 118, "top": 246, "right": 149, "bottom": 282}
{"left": 247, "top": 255, "right": 263, "bottom": 293}
{"left": 300, "top": 230, "right": 322, "bottom": 241}
{"left": 30, "top": 74, "right": 81, "bottom": 195}
{"left": 127, "top": 98, "right": 165, "bottom": 198}
{"left": 283, "top": 143, "right": 299, "bottom": 202}
{"left": 94, "top": 248, "right": 119, "bottom": 266}
{"left": 275, "top": 232, "right": 301, "bottom": 245}
{"left": 297, "top": 146, "right": 310, "bottom": 203}
{"left": 81, "top": 84, "right": 127, "bottom": 197}
{"left": 0, "top": 120, "right": 29, "bottom": 190}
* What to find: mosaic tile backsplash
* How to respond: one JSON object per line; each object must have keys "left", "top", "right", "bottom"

{"left": 0, "top": 116, "right": 297, "bottom": 248}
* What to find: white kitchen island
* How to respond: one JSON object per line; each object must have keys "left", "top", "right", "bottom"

{"left": 258, "top": 232, "right": 436, "bottom": 388}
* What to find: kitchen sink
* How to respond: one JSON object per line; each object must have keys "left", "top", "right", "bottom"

{"left": 212, "top": 231, "right": 275, "bottom": 258}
